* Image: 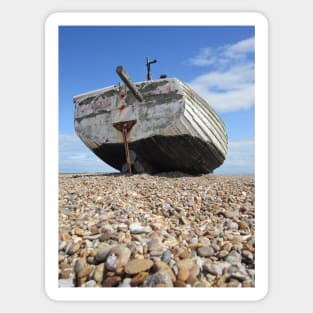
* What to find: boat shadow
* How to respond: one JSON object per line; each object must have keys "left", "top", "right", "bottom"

{"left": 68, "top": 171, "right": 205, "bottom": 179}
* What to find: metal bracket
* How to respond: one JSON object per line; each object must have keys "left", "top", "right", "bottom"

{"left": 113, "top": 120, "right": 137, "bottom": 175}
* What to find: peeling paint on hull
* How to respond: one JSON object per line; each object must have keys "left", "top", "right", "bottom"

{"left": 74, "top": 77, "right": 228, "bottom": 174}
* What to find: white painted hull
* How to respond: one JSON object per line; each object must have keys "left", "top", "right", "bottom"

{"left": 73, "top": 78, "right": 228, "bottom": 174}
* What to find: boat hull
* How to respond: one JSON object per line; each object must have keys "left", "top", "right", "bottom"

{"left": 93, "top": 134, "right": 223, "bottom": 174}
{"left": 73, "top": 78, "right": 228, "bottom": 174}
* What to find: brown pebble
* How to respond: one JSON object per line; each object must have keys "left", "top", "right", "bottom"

{"left": 130, "top": 272, "right": 149, "bottom": 286}
{"left": 187, "top": 243, "right": 203, "bottom": 249}
{"left": 174, "top": 280, "right": 187, "bottom": 287}
{"left": 176, "top": 258, "right": 194, "bottom": 271}
{"left": 93, "top": 263, "right": 105, "bottom": 283}
{"left": 99, "top": 231, "right": 112, "bottom": 242}
{"left": 69, "top": 242, "right": 81, "bottom": 255}
{"left": 89, "top": 248, "right": 99, "bottom": 258}
{"left": 156, "top": 283, "right": 172, "bottom": 287}
{"left": 75, "top": 227, "right": 84, "bottom": 236}
{"left": 177, "top": 268, "right": 189, "bottom": 281}
{"left": 239, "top": 221, "right": 249, "bottom": 230}
{"left": 187, "top": 264, "right": 200, "bottom": 285}
{"left": 103, "top": 276, "right": 122, "bottom": 287}
{"left": 125, "top": 259, "right": 154, "bottom": 275}
{"left": 60, "top": 232, "right": 71, "bottom": 241}
{"left": 89, "top": 224, "right": 99, "bottom": 235}
{"left": 59, "top": 263, "right": 72, "bottom": 270}
{"left": 242, "top": 280, "right": 252, "bottom": 287}
{"left": 76, "top": 265, "right": 93, "bottom": 279}
{"left": 219, "top": 250, "right": 229, "bottom": 258}
{"left": 60, "top": 269, "right": 72, "bottom": 279}
{"left": 222, "top": 242, "right": 233, "bottom": 252}
{"left": 193, "top": 280, "right": 212, "bottom": 287}
{"left": 244, "top": 244, "right": 255, "bottom": 252}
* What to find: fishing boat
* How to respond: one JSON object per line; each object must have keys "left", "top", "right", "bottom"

{"left": 73, "top": 59, "right": 228, "bottom": 174}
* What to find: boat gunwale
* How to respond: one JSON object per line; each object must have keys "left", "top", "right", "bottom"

{"left": 73, "top": 85, "right": 116, "bottom": 102}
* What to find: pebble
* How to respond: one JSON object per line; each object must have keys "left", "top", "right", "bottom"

{"left": 176, "top": 259, "right": 195, "bottom": 271}
{"left": 105, "top": 245, "right": 131, "bottom": 271}
{"left": 143, "top": 270, "right": 173, "bottom": 287}
{"left": 174, "top": 280, "right": 187, "bottom": 287}
{"left": 95, "top": 246, "right": 112, "bottom": 263}
{"left": 93, "top": 263, "right": 105, "bottom": 283}
{"left": 83, "top": 280, "right": 97, "bottom": 287}
{"left": 125, "top": 259, "right": 154, "bottom": 275}
{"left": 130, "top": 272, "right": 149, "bottom": 286}
{"left": 59, "top": 173, "right": 255, "bottom": 288}
{"left": 239, "top": 221, "right": 249, "bottom": 230}
{"left": 154, "top": 260, "right": 176, "bottom": 282}
{"left": 187, "top": 264, "right": 200, "bottom": 285}
{"left": 148, "top": 238, "right": 164, "bottom": 256}
{"left": 59, "top": 278, "right": 75, "bottom": 287}
{"left": 225, "top": 250, "right": 242, "bottom": 264}
{"left": 203, "top": 262, "right": 224, "bottom": 276}
{"left": 161, "top": 249, "right": 171, "bottom": 264}
{"left": 177, "top": 267, "right": 189, "bottom": 281}
{"left": 76, "top": 265, "right": 93, "bottom": 279}
{"left": 219, "top": 250, "right": 230, "bottom": 258}
{"left": 103, "top": 276, "right": 122, "bottom": 287}
{"left": 197, "top": 245, "right": 215, "bottom": 257}
{"left": 129, "top": 222, "right": 152, "bottom": 234}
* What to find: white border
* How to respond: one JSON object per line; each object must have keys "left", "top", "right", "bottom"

{"left": 45, "top": 12, "right": 268, "bottom": 301}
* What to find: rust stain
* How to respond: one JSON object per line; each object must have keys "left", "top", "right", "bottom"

{"left": 118, "top": 104, "right": 127, "bottom": 113}
{"left": 112, "top": 120, "right": 137, "bottom": 175}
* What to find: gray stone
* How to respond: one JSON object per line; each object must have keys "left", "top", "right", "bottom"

{"left": 161, "top": 249, "right": 171, "bottom": 264}
{"left": 148, "top": 238, "right": 164, "bottom": 256}
{"left": 129, "top": 222, "right": 152, "bottom": 234}
{"left": 143, "top": 270, "right": 173, "bottom": 287}
{"left": 162, "top": 203, "right": 171, "bottom": 210}
{"left": 60, "top": 208, "right": 74, "bottom": 216}
{"left": 95, "top": 246, "right": 112, "bottom": 263}
{"left": 83, "top": 280, "right": 97, "bottom": 287}
{"left": 225, "top": 250, "right": 242, "bottom": 264}
{"left": 59, "top": 278, "right": 74, "bottom": 287}
{"left": 203, "top": 262, "right": 223, "bottom": 276}
{"left": 105, "top": 245, "right": 131, "bottom": 271}
{"left": 197, "top": 245, "right": 215, "bottom": 257}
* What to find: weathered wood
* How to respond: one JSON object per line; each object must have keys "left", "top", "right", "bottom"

{"left": 116, "top": 66, "right": 144, "bottom": 102}
{"left": 74, "top": 77, "right": 228, "bottom": 174}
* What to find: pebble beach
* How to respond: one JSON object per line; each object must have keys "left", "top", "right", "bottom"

{"left": 58, "top": 173, "right": 255, "bottom": 288}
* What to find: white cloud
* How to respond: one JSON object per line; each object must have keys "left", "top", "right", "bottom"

{"left": 188, "top": 37, "right": 254, "bottom": 68}
{"left": 224, "top": 37, "right": 255, "bottom": 59}
{"left": 229, "top": 139, "right": 255, "bottom": 147}
{"left": 215, "top": 139, "right": 255, "bottom": 174}
{"left": 59, "top": 134, "right": 117, "bottom": 173}
{"left": 187, "top": 37, "right": 255, "bottom": 113}
{"left": 188, "top": 47, "right": 217, "bottom": 66}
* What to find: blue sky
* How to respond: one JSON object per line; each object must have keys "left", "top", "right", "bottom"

{"left": 59, "top": 26, "right": 255, "bottom": 174}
